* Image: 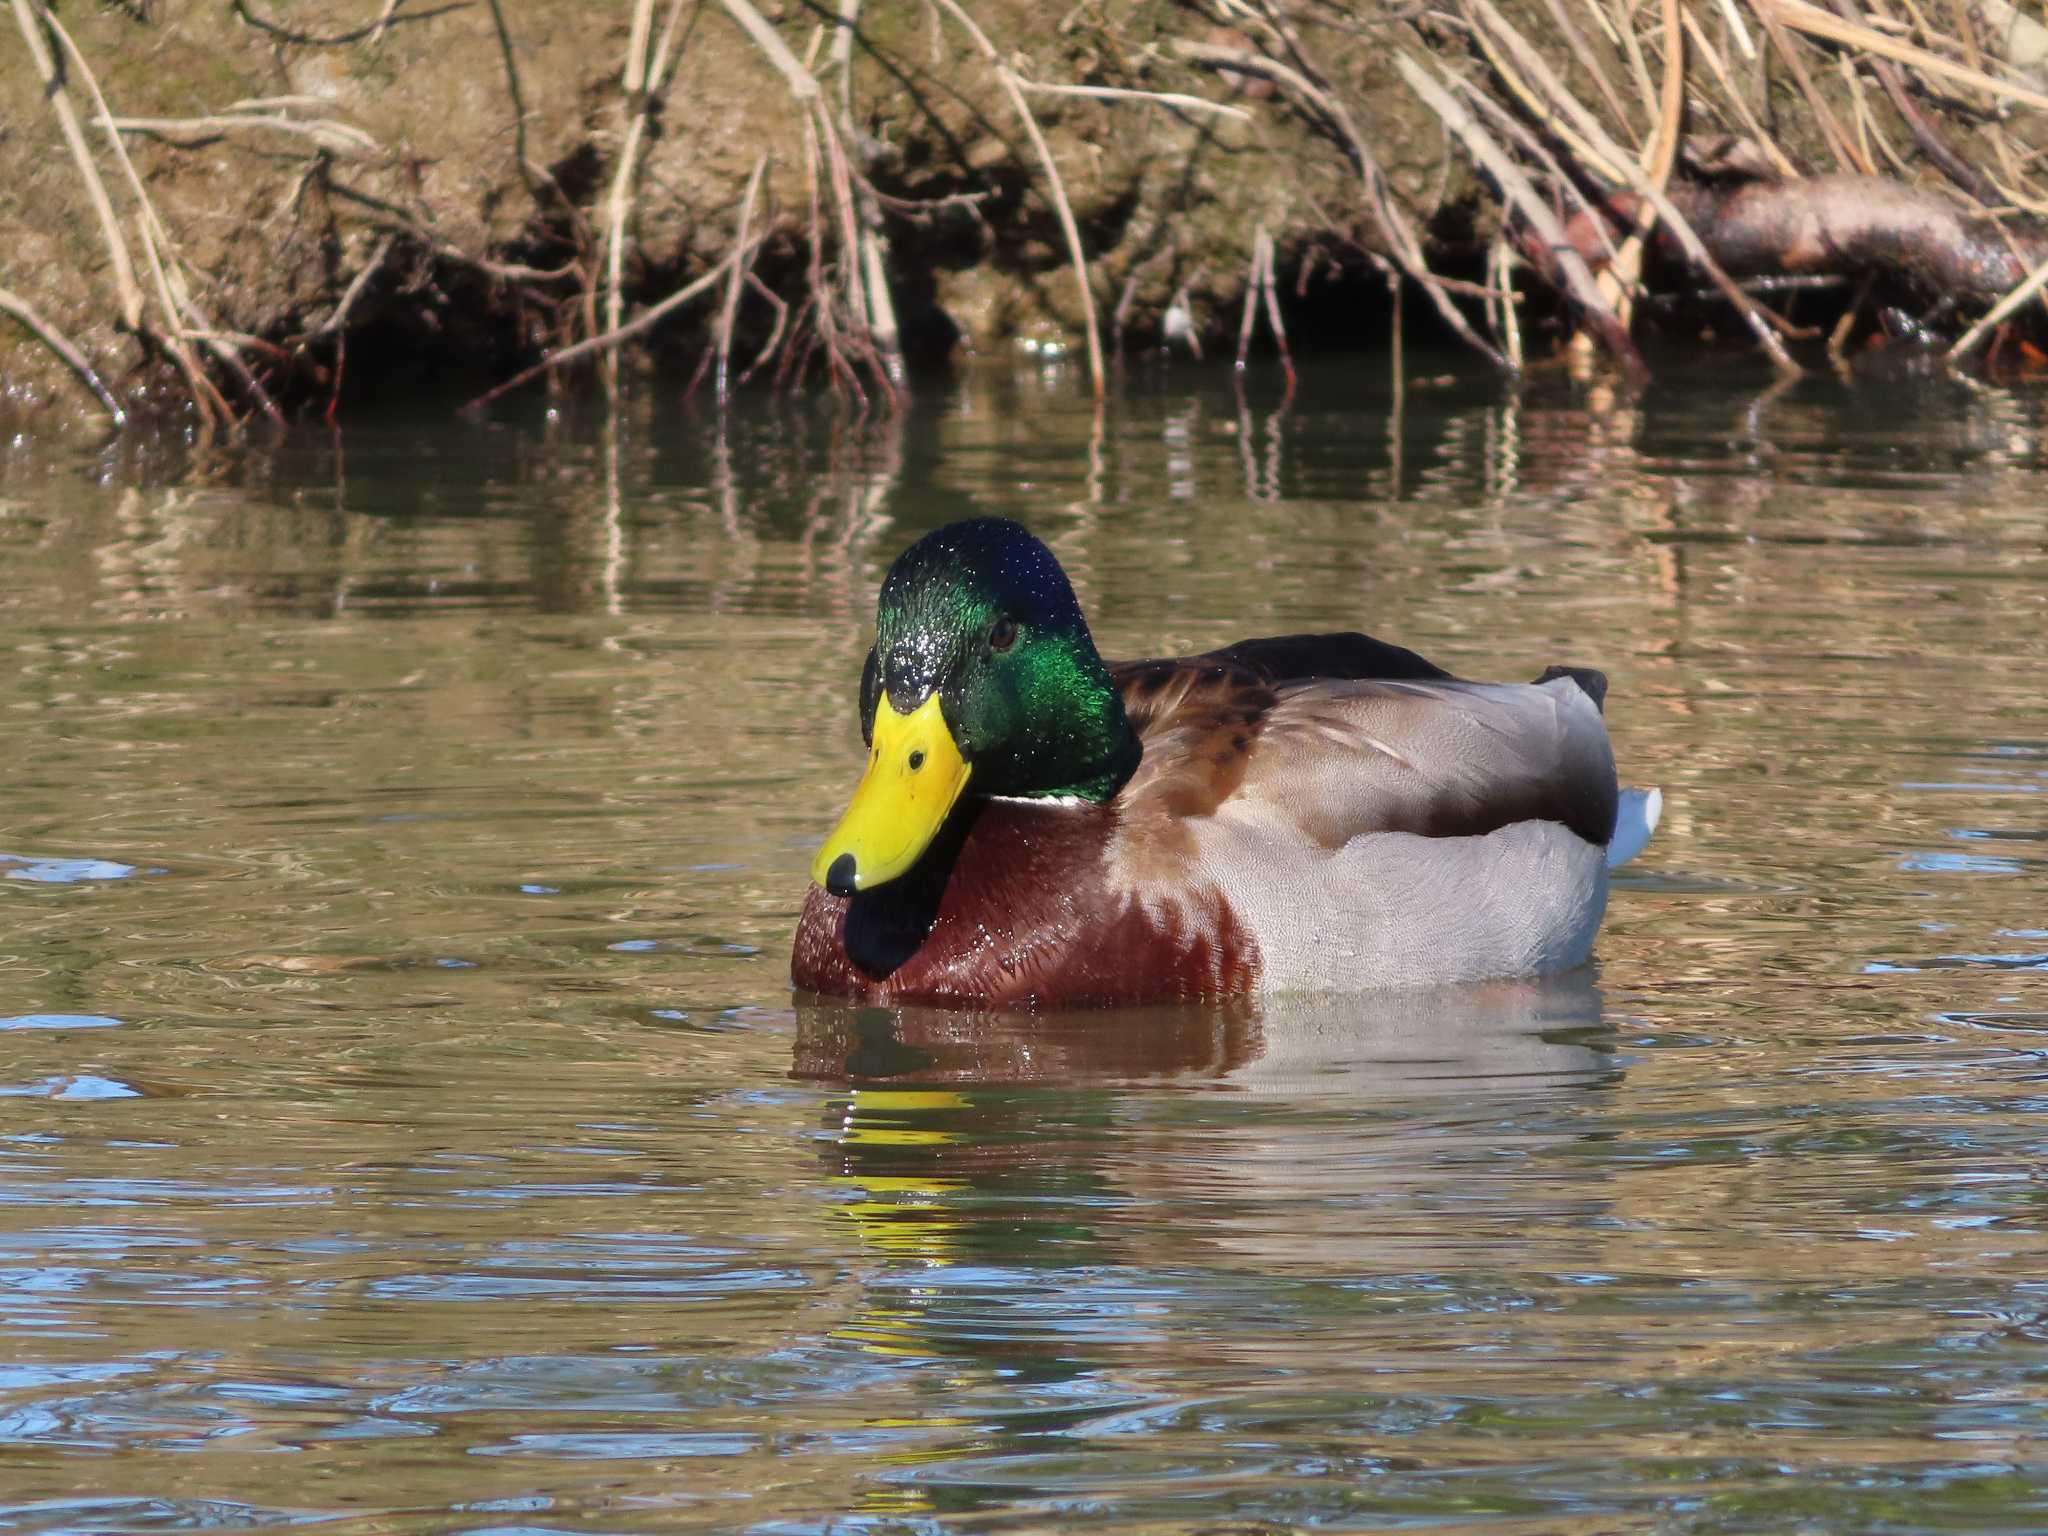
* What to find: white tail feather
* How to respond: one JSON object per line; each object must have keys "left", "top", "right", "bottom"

{"left": 1606, "top": 787, "right": 1661, "bottom": 869}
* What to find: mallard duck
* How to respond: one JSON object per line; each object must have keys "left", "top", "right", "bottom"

{"left": 792, "top": 518, "right": 1658, "bottom": 1009}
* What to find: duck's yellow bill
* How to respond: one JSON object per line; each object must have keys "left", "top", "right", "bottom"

{"left": 812, "top": 691, "right": 971, "bottom": 896}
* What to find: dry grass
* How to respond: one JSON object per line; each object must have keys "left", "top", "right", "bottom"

{"left": 16, "top": 0, "right": 2048, "bottom": 426}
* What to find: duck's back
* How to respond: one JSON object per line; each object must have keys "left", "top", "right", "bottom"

{"left": 1105, "top": 639, "right": 1622, "bottom": 992}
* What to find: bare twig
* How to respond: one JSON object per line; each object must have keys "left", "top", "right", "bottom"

{"left": 1747, "top": 0, "right": 1871, "bottom": 172}
{"left": 1235, "top": 229, "right": 1264, "bottom": 369}
{"left": 717, "top": 155, "right": 769, "bottom": 401}
{"left": 229, "top": 0, "right": 473, "bottom": 46}
{"left": 1468, "top": 0, "right": 1804, "bottom": 374}
{"left": 1112, "top": 238, "right": 1177, "bottom": 361}
{"left": 1600, "top": 0, "right": 1685, "bottom": 327}
{"left": 97, "top": 112, "right": 378, "bottom": 157}
{"left": 1488, "top": 234, "right": 1524, "bottom": 369}
{"left": 1767, "top": 0, "right": 2048, "bottom": 111}
{"left": 718, "top": 0, "right": 891, "bottom": 399}
{"left": 1450, "top": 71, "right": 1623, "bottom": 270}
{"left": 41, "top": 3, "right": 235, "bottom": 422}
{"left": 1257, "top": 226, "right": 1296, "bottom": 395}
{"left": 316, "top": 234, "right": 395, "bottom": 336}
{"left": 1948, "top": 244, "right": 2048, "bottom": 360}
{"left": 1018, "top": 80, "right": 1254, "bottom": 121}
{"left": 1840, "top": 16, "right": 1992, "bottom": 200}
{"left": 926, "top": 0, "right": 1106, "bottom": 396}
{"left": 1233, "top": 224, "right": 1296, "bottom": 392}
{"left": 1829, "top": 270, "right": 1875, "bottom": 360}
{"left": 736, "top": 270, "right": 792, "bottom": 385}
{"left": 1679, "top": 6, "right": 1803, "bottom": 178}
{"left": 1176, "top": 37, "right": 1511, "bottom": 370}
{"left": 836, "top": 0, "right": 906, "bottom": 386}
{"left": 1536, "top": 0, "right": 1637, "bottom": 132}
{"left": 1460, "top": 10, "right": 1631, "bottom": 182}
{"left": 0, "top": 284, "right": 126, "bottom": 425}
{"left": 326, "top": 182, "right": 577, "bottom": 281}
{"left": 483, "top": 0, "right": 581, "bottom": 226}
{"left": 1397, "top": 51, "right": 1649, "bottom": 384}
{"left": 604, "top": 0, "right": 692, "bottom": 397}
{"left": 464, "top": 242, "right": 754, "bottom": 409}
{"left": 9, "top": 0, "right": 142, "bottom": 330}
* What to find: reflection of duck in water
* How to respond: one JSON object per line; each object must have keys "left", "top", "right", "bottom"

{"left": 795, "top": 973, "right": 1614, "bottom": 1094}
{"left": 802, "top": 976, "right": 1617, "bottom": 1360}
{"left": 794, "top": 519, "right": 1659, "bottom": 1009}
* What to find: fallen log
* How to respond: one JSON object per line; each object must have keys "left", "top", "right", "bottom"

{"left": 1657, "top": 175, "right": 2048, "bottom": 304}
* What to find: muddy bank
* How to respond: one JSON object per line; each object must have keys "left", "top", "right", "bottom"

{"left": 6, "top": 0, "right": 2048, "bottom": 434}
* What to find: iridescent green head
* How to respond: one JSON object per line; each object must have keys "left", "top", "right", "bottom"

{"left": 811, "top": 518, "right": 1139, "bottom": 896}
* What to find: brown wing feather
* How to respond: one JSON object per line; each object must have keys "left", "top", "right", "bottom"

{"left": 1237, "top": 678, "right": 1618, "bottom": 846}
{"left": 1111, "top": 634, "right": 1617, "bottom": 850}
{"left": 1112, "top": 659, "right": 1273, "bottom": 818}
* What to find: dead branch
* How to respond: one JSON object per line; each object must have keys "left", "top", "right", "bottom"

{"left": 1678, "top": 7, "right": 1802, "bottom": 179}
{"left": 736, "top": 270, "right": 792, "bottom": 386}
{"left": 1766, "top": 0, "right": 2048, "bottom": 112}
{"left": 1235, "top": 228, "right": 1264, "bottom": 368}
{"left": 229, "top": 0, "right": 474, "bottom": 47}
{"left": 1018, "top": 80, "right": 1254, "bottom": 122}
{"left": 0, "top": 284, "right": 126, "bottom": 425}
{"left": 315, "top": 234, "right": 395, "bottom": 337}
{"left": 1662, "top": 174, "right": 2048, "bottom": 301}
{"left": 1598, "top": 0, "right": 1684, "bottom": 329}
{"left": 37, "top": 2, "right": 233, "bottom": 423}
{"left": 604, "top": 0, "right": 693, "bottom": 397}
{"left": 1397, "top": 52, "right": 1649, "bottom": 385}
{"left": 481, "top": 0, "right": 582, "bottom": 228}
{"left": 718, "top": 0, "right": 892, "bottom": 401}
{"left": 926, "top": 0, "right": 1107, "bottom": 397}
{"left": 9, "top": 0, "right": 143, "bottom": 330}
{"left": 1747, "top": 0, "right": 1870, "bottom": 173}
{"left": 717, "top": 155, "right": 769, "bottom": 402}
{"left": 326, "top": 181, "right": 578, "bottom": 283}
{"left": 1257, "top": 227, "right": 1296, "bottom": 392}
{"left": 1175, "top": 36, "right": 1512, "bottom": 371}
{"left": 1947, "top": 243, "right": 2048, "bottom": 359}
{"left": 463, "top": 241, "right": 756, "bottom": 410}
{"left": 836, "top": 0, "right": 906, "bottom": 385}
{"left": 1468, "top": 0, "right": 1803, "bottom": 374}
{"left": 97, "top": 112, "right": 378, "bottom": 158}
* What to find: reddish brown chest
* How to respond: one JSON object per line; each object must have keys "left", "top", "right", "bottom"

{"left": 790, "top": 800, "right": 1258, "bottom": 1008}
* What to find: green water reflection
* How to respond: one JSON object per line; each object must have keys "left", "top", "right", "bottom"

{"left": 0, "top": 360, "right": 2044, "bottom": 1531}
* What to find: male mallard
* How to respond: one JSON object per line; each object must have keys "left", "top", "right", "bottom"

{"left": 792, "top": 518, "right": 1659, "bottom": 1008}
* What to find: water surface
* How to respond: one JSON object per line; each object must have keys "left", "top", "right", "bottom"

{"left": 0, "top": 360, "right": 2045, "bottom": 1531}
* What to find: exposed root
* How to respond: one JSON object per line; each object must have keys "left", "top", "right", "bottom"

{"left": 927, "top": 0, "right": 1106, "bottom": 397}
{"left": 719, "top": 0, "right": 893, "bottom": 405}
{"left": 603, "top": 0, "right": 692, "bottom": 398}
{"left": 0, "top": 284, "right": 126, "bottom": 426}
{"left": 1175, "top": 35, "right": 1512, "bottom": 372}
{"left": 1234, "top": 224, "right": 1296, "bottom": 395}
{"left": 716, "top": 156, "right": 769, "bottom": 402}
{"left": 1399, "top": 51, "right": 1648, "bottom": 385}
{"left": 1466, "top": 0, "right": 1803, "bottom": 376}
{"left": 461, "top": 240, "right": 756, "bottom": 411}
{"left": 10, "top": 0, "right": 143, "bottom": 331}
{"left": 229, "top": 0, "right": 472, "bottom": 47}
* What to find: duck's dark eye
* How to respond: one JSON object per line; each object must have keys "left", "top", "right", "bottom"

{"left": 989, "top": 616, "right": 1018, "bottom": 652}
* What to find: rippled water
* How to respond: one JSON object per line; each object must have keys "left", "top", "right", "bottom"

{"left": 1, "top": 360, "right": 2045, "bottom": 1532}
